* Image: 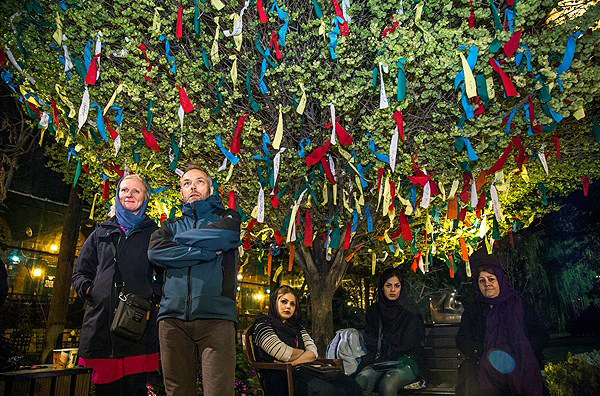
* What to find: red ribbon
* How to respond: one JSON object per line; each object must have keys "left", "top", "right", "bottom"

{"left": 506, "top": 0, "right": 515, "bottom": 5}
{"left": 490, "top": 58, "right": 518, "bottom": 97}
{"left": 503, "top": 28, "right": 522, "bottom": 57}
{"left": 228, "top": 191, "right": 237, "bottom": 210}
{"left": 85, "top": 53, "right": 101, "bottom": 85}
{"left": 305, "top": 141, "right": 331, "bottom": 166}
{"left": 411, "top": 251, "right": 421, "bottom": 272}
{"left": 176, "top": 4, "right": 183, "bottom": 38}
{"left": 104, "top": 117, "right": 119, "bottom": 140}
{"left": 142, "top": 127, "right": 160, "bottom": 152}
{"left": 343, "top": 223, "right": 352, "bottom": 250}
{"left": 51, "top": 96, "right": 60, "bottom": 130}
{"left": 550, "top": 132, "right": 561, "bottom": 159}
{"left": 160, "top": 213, "right": 167, "bottom": 222}
{"left": 391, "top": 112, "right": 405, "bottom": 142}
{"left": 487, "top": 136, "right": 524, "bottom": 174}
{"left": 320, "top": 157, "right": 337, "bottom": 184}
{"left": 102, "top": 179, "right": 110, "bottom": 200}
{"left": 177, "top": 85, "right": 195, "bottom": 113}
{"left": 382, "top": 21, "right": 399, "bottom": 37}
{"left": 476, "top": 191, "right": 486, "bottom": 218}
{"left": 27, "top": 101, "right": 41, "bottom": 118}
{"left": 459, "top": 173, "right": 472, "bottom": 203}
{"left": 139, "top": 43, "right": 153, "bottom": 82}
{"left": 231, "top": 114, "right": 249, "bottom": 154}
{"left": 331, "top": 0, "right": 349, "bottom": 36}
{"left": 447, "top": 253, "right": 455, "bottom": 278}
{"left": 108, "top": 164, "right": 124, "bottom": 178}
{"left": 257, "top": 0, "right": 268, "bottom": 23}
{"left": 582, "top": 175, "right": 590, "bottom": 197}
{"left": 389, "top": 180, "right": 396, "bottom": 212}
{"left": 325, "top": 119, "right": 353, "bottom": 146}
{"left": 270, "top": 31, "right": 282, "bottom": 59}
{"left": 0, "top": 49, "right": 5, "bottom": 66}
{"left": 377, "top": 168, "right": 385, "bottom": 194}
{"left": 274, "top": 230, "right": 284, "bottom": 246}
{"left": 528, "top": 96, "right": 542, "bottom": 135}
{"left": 304, "top": 209, "right": 313, "bottom": 247}
{"left": 398, "top": 212, "right": 413, "bottom": 242}
{"left": 474, "top": 96, "right": 485, "bottom": 115}
{"left": 271, "top": 187, "right": 280, "bottom": 207}
{"left": 468, "top": 10, "right": 475, "bottom": 28}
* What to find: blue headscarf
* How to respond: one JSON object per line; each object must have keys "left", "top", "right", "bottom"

{"left": 115, "top": 177, "right": 149, "bottom": 236}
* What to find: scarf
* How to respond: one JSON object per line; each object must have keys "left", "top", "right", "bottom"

{"left": 476, "top": 263, "right": 543, "bottom": 396}
{"left": 115, "top": 178, "right": 149, "bottom": 236}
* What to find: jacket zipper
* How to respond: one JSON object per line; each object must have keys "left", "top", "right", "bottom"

{"left": 186, "top": 205, "right": 198, "bottom": 320}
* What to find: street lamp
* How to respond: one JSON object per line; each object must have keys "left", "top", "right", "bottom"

{"left": 50, "top": 244, "right": 59, "bottom": 253}
{"left": 32, "top": 268, "right": 43, "bottom": 278}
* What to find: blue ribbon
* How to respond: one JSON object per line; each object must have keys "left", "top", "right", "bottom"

{"left": 159, "top": 35, "right": 177, "bottom": 75}
{"left": 506, "top": 9, "right": 515, "bottom": 33}
{"left": 367, "top": 134, "right": 390, "bottom": 163}
{"left": 84, "top": 39, "right": 93, "bottom": 71}
{"left": 351, "top": 210, "right": 358, "bottom": 232}
{"left": 523, "top": 104, "right": 534, "bottom": 135}
{"left": 261, "top": 133, "right": 271, "bottom": 156}
{"left": 409, "top": 187, "right": 417, "bottom": 209}
{"left": 460, "top": 83, "right": 475, "bottom": 120}
{"left": 351, "top": 151, "right": 369, "bottom": 188}
{"left": 1, "top": 70, "right": 16, "bottom": 92}
{"left": 462, "top": 137, "right": 478, "bottom": 161}
{"left": 90, "top": 103, "right": 108, "bottom": 142}
{"left": 259, "top": 48, "right": 270, "bottom": 94}
{"left": 557, "top": 32, "right": 583, "bottom": 91}
{"left": 515, "top": 45, "right": 532, "bottom": 72}
{"left": 365, "top": 205, "right": 373, "bottom": 233}
{"left": 328, "top": 16, "right": 344, "bottom": 59}
{"left": 255, "top": 33, "right": 278, "bottom": 68}
{"left": 150, "top": 186, "right": 169, "bottom": 195}
{"left": 215, "top": 136, "right": 240, "bottom": 165}
{"left": 59, "top": 1, "right": 67, "bottom": 11}
{"left": 269, "top": 0, "right": 289, "bottom": 47}
{"left": 298, "top": 138, "right": 311, "bottom": 158}
{"left": 454, "top": 46, "right": 478, "bottom": 90}
{"left": 110, "top": 105, "right": 124, "bottom": 126}
{"left": 67, "top": 145, "right": 79, "bottom": 162}
{"left": 541, "top": 102, "right": 563, "bottom": 123}
{"left": 505, "top": 108, "right": 517, "bottom": 135}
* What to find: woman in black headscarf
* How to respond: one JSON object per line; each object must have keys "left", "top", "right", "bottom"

{"left": 252, "top": 285, "right": 361, "bottom": 396}
{"left": 355, "top": 268, "right": 425, "bottom": 396}
{"left": 456, "top": 263, "right": 548, "bottom": 396}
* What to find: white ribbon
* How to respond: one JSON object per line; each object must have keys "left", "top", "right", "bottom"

{"left": 39, "top": 112, "right": 50, "bottom": 128}
{"left": 95, "top": 31, "right": 102, "bottom": 80}
{"left": 114, "top": 134, "right": 121, "bottom": 155}
{"left": 421, "top": 181, "right": 431, "bottom": 209}
{"left": 77, "top": 87, "right": 90, "bottom": 131}
{"left": 223, "top": 1, "right": 250, "bottom": 37}
{"left": 178, "top": 105, "right": 185, "bottom": 132}
{"left": 328, "top": 155, "right": 337, "bottom": 182}
{"left": 470, "top": 177, "right": 478, "bottom": 207}
{"left": 341, "top": 0, "right": 352, "bottom": 22}
{"left": 389, "top": 126, "right": 398, "bottom": 172}
{"left": 218, "top": 158, "right": 229, "bottom": 172}
{"left": 329, "top": 103, "right": 337, "bottom": 145}
{"left": 63, "top": 41, "right": 73, "bottom": 72}
{"left": 448, "top": 179, "right": 460, "bottom": 199}
{"left": 478, "top": 214, "right": 487, "bottom": 238}
{"left": 490, "top": 184, "right": 503, "bottom": 222}
{"left": 287, "top": 189, "right": 307, "bottom": 243}
{"left": 257, "top": 187, "right": 265, "bottom": 223}
{"left": 379, "top": 62, "right": 389, "bottom": 109}
{"left": 272, "top": 147, "right": 286, "bottom": 192}
{"left": 5, "top": 46, "right": 35, "bottom": 84}
{"left": 538, "top": 146, "right": 549, "bottom": 175}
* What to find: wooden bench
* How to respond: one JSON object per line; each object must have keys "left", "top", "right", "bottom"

{"left": 242, "top": 326, "right": 344, "bottom": 396}
{"left": 0, "top": 365, "right": 91, "bottom": 396}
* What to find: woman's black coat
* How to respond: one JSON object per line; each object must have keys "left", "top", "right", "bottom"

{"left": 72, "top": 216, "right": 161, "bottom": 358}
{"left": 456, "top": 301, "right": 548, "bottom": 366}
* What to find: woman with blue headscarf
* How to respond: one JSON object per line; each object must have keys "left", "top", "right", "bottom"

{"left": 72, "top": 175, "right": 161, "bottom": 396}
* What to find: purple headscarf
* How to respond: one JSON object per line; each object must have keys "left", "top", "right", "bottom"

{"left": 476, "top": 263, "right": 543, "bottom": 396}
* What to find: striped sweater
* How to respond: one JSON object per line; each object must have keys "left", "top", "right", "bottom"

{"left": 253, "top": 321, "right": 318, "bottom": 362}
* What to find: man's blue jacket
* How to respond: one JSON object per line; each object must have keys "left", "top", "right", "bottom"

{"left": 148, "top": 195, "right": 241, "bottom": 323}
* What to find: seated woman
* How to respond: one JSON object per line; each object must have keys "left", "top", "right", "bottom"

{"left": 252, "top": 285, "right": 361, "bottom": 396}
{"left": 456, "top": 262, "right": 548, "bottom": 396}
{"left": 355, "top": 268, "right": 426, "bottom": 396}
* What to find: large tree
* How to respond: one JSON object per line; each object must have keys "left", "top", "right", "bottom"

{"left": 1, "top": 0, "right": 599, "bottom": 351}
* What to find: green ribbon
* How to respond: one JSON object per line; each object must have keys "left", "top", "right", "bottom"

{"left": 169, "top": 206, "right": 177, "bottom": 219}
{"left": 194, "top": 0, "right": 201, "bottom": 38}
{"left": 132, "top": 138, "right": 143, "bottom": 163}
{"left": 489, "top": 38, "right": 502, "bottom": 53}
{"left": 246, "top": 68, "right": 260, "bottom": 112}
{"left": 330, "top": 214, "right": 340, "bottom": 249}
{"left": 147, "top": 100, "right": 154, "bottom": 130}
{"left": 538, "top": 182, "right": 548, "bottom": 206}
{"left": 492, "top": 217, "right": 501, "bottom": 240}
{"left": 73, "top": 159, "right": 82, "bottom": 186}
{"left": 73, "top": 57, "right": 87, "bottom": 83}
{"left": 255, "top": 33, "right": 278, "bottom": 68}
{"left": 476, "top": 73, "right": 489, "bottom": 108}
{"left": 397, "top": 58, "right": 407, "bottom": 101}
{"left": 312, "top": 0, "right": 323, "bottom": 18}
{"left": 211, "top": 77, "right": 224, "bottom": 115}
{"left": 593, "top": 116, "right": 600, "bottom": 142}
{"left": 169, "top": 133, "right": 180, "bottom": 171}
{"left": 202, "top": 49, "right": 211, "bottom": 71}
{"left": 490, "top": 0, "right": 502, "bottom": 31}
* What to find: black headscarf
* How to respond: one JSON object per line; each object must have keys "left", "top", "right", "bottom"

{"left": 474, "top": 263, "right": 543, "bottom": 396}
{"left": 375, "top": 269, "right": 424, "bottom": 359}
{"left": 254, "top": 286, "right": 305, "bottom": 352}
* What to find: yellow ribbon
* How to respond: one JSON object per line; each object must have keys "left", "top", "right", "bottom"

{"left": 382, "top": 174, "right": 391, "bottom": 216}
{"left": 212, "top": 0, "right": 225, "bottom": 10}
{"left": 53, "top": 12, "right": 62, "bottom": 45}
{"left": 520, "top": 165, "right": 530, "bottom": 183}
{"left": 460, "top": 53, "right": 477, "bottom": 98}
{"left": 152, "top": 7, "right": 164, "bottom": 36}
{"left": 485, "top": 234, "right": 492, "bottom": 254}
{"left": 230, "top": 13, "right": 243, "bottom": 51}
{"left": 414, "top": 3, "right": 433, "bottom": 41}
{"left": 573, "top": 107, "right": 585, "bottom": 120}
{"left": 425, "top": 212, "right": 433, "bottom": 234}
{"left": 273, "top": 104, "right": 284, "bottom": 149}
{"left": 273, "top": 264, "right": 283, "bottom": 281}
{"left": 337, "top": 145, "right": 352, "bottom": 161}
{"left": 103, "top": 84, "right": 125, "bottom": 115}
{"left": 371, "top": 250, "right": 376, "bottom": 275}
{"left": 355, "top": 175, "right": 365, "bottom": 206}
{"left": 322, "top": 180, "right": 328, "bottom": 205}
{"left": 211, "top": 17, "right": 221, "bottom": 65}
{"left": 296, "top": 82, "right": 307, "bottom": 115}
{"left": 225, "top": 163, "right": 235, "bottom": 182}
{"left": 486, "top": 77, "right": 495, "bottom": 100}
{"left": 89, "top": 193, "right": 101, "bottom": 220}
{"left": 343, "top": 189, "right": 352, "bottom": 214}
{"left": 55, "top": 84, "right": 76, "bottom": 118}
{"left": 229, "top": 55, "right": 238, "bottom": 92}
{"left": 20, "top": 87, "right": 40, "bottom": 106}
{"left": 333, "top": 184, "right": 338, "bottom": 205}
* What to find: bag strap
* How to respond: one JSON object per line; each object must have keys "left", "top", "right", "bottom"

{"left": 376, "top": 316, "right": 382, "bottom": 358}
{"left": 108, "top": 233, "right": 125, "bottom": 293}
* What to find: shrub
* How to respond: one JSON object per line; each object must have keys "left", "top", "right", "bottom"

{"left": 544, "top": 352, "right": 600, "bottom": 396}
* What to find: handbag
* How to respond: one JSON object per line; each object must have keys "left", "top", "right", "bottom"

{"left": 108, "top": 235, "right": 153, "bottom": 342}
{"left": 371, "top": 316, "right": 399, "bottom": 372}
{"left": 296, "top": 363, "right": 342, "bottom": 381}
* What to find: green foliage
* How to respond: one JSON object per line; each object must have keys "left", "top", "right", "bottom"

{"left": 545, "top": 351, "right": 600, "bottom": 396}
{"left": 1, "top": 0, "right": 599, "bottom": 273}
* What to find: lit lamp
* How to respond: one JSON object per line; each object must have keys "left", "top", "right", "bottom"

{"left": 32, "top": 268, "right": 43, "bottom": 277}
{"left": 50, "top": 244, "right": 59, "bottom": 253}
{"left": 237, "top": 273, "right": 244, "bottom": 281}
{"left": 253, "top": 292, "right": 265, "bottom": 301}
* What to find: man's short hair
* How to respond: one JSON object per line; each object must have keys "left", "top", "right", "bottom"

{"left": 181, "top": 164, "right": 213, "bottom": 187}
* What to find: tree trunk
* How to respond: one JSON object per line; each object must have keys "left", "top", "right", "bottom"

{"left": 40, "top": 185, "right": 82, "bottom": 363}
{"left": 307, "top": 283, "right": 335, "bottom": 354}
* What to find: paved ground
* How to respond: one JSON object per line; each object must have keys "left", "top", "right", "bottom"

{"left": 543, "top": 334, "right": 600, "bottom": 363}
